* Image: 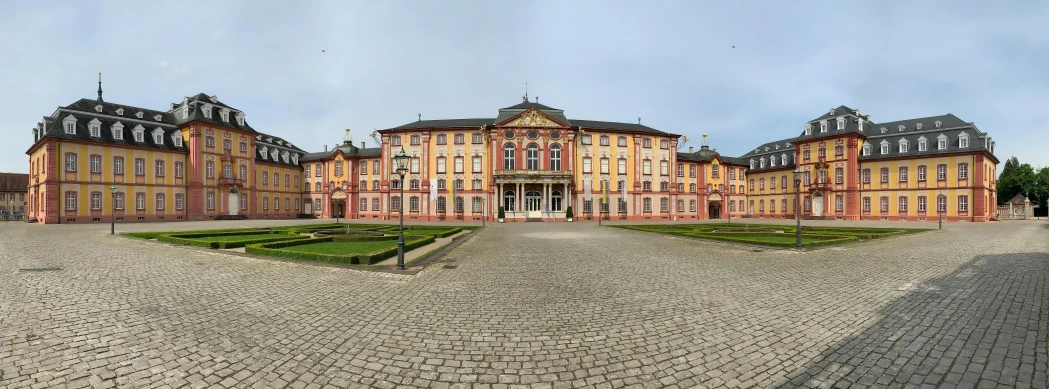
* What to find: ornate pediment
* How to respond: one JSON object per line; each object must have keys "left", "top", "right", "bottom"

{"left": 504, "top": 109, "right": 561, "bottom": 127}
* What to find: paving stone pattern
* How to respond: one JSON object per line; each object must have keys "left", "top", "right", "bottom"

{"left": 1, "top": 219, "right": 1047, "bottom": 388}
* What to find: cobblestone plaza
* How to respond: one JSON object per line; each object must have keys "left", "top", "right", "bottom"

{"left": 1, "top": 219, "right": 1047, "bottom": 388}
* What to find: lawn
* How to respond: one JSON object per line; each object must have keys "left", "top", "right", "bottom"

{"left": 193, "top": 234, "right": 304, "bottom": 242}
{"left": 613, "top": 223, "right": 928, "bottom": 249}
{"left": 280, "top": 240, "right": 398, "bottom": 255}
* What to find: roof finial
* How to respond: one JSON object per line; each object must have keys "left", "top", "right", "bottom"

{"left": 523, "top": 81, "right": 529, "bottom": 102}
{"left": 638, "top": 117, "right": 641, "bottom": 125}
{"left": 417, "top": 113, "right": 421, "bottom": 122}
{"left": 535, "top": 96, "right": 539, "bottom": 103}
{"left": 97, "top": 71, "right": 103, "bottom": 102}
{"left": 343, "top": 128, "right": 352, "bottom": 145}
{"left": 701, "top": 133, "right": 710, "bottom": 148}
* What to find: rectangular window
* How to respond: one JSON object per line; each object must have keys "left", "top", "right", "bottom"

{"left": 472, "top": 179, "right": 482, "bottom": 190}
{"left": 918, "top": 165, "right": 927, "bottom": 181}
{"left": 600, "top": 136, "right": 609, "bottom": 146}
{"left": 155, "top": 160, "right": 165, "bottom": 177}
{"left": 472, "top": 133, "right": 482, "bottom": 144}
{"left": 899, "top": 167, "right": 908, "bottom": 182}
{"left": 156, "top": 193, "right": 165, "bottom": 210}
{"left": 135, "top": 158, "right": 145, "bottom": 176}
{"left": 472, "top": 156, "right": 482, "bottom": 173}
{"left": 659, "top": 161, "right": 668, "bottom": 176}
{"left": 136, "top": 193, "right": 146, "bottom": 210}
{"left": 835, "top": 168, "right": 843, "bottom": 184}
{"left": 937, "top": 195, "right": 947, "bottom": 212}
{"left": 274, "top": 197, "right": 280, "bottom": 211}
{"left": 618, "top": 159, "right": 627, "bottom": 175}
{"left": 958, "top": 163, "right": 968, "bottom": 179}
{"left": 617, "top": 136, "right": 627, "bottom": 147}
{"left": 317, "top": 164, "right": 323, "bottom": 176}
{"left": 835, "top": 196, "right": 843, "bottom": 211}
{"left": 642, "top": 160, "right": 651, "bottom": 175}
{"left": 454, "top": 157, "right": 464, "bottom": 173}
{"left": 176, "top": 194, "right": 185, "bottom": 210}
{"left": 937, "top": 165, "right": 947, "bottom": 180}
{"left": 373, "top": 162, "right": 379, "bottom": 175}
{"left": 114, "top": 157, "right": 124, "bottom": 174}
{"left": 114, "top": 192, "right": 124, "bottom": 210}
{"left": 65, "top": 153, "right": 77, "bottom": 172}
{"left": 899, "top": 196, "right": 908, "bottom": 212}
{"left": 862, "top": 169, "right": 870, "bottom": 183}
{"left": 454, "top": 179, "right": 464, "bottom": 190}
{"left": 90, "top": 192, "right": 101, "bottom": 210}
{"left": 958, "top": 195, "right": 968, "bottom": 212}
{"left": 90, "top": 155, "right": 101, "bottom": 173}
{"left": 436, "top": 157, "right": 446, "bottom": 174}
{"left": 262, "top": 197, "right": 268, "bottom": 210}
{"left": 601, "top": 158, "right": 610, "bottom": 174}
{"left": 583, "top": 158, "right": 592, "bottom": 174}
{"left": 410, "top": 179, "right": 419, "bottom": 190}
{"left": 410, "top": 135, "right": 420, "bottom": 145}
{"left": 862, "top": 197, "right": 870, "bottom": 212}
{"left": 65, "top": 191, "right": 77, "bottom": 210}
{"left": 410, "top": 158, "right": 420, "bottom": 174}
{"left": 918, "top": 196, "right": 927, "bottom": 212}
{"left": 880, "top": 168, "right": 889, "bottom": 183}
{"left": 454, "top": 133, "right": 464, "bottom": 144}
{"left": 880, "top": 197, "right": 889, "bottom": 212}
{"left": 334, "top": 161, "right": 343, "bottom": 177}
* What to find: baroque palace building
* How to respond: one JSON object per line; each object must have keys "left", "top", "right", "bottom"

{"left": 25, "top": 83, "right": 998, "bottom": 224}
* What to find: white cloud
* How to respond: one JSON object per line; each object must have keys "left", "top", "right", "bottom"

{"left": 160, "top": 61, "right": 192, "bottom": 80}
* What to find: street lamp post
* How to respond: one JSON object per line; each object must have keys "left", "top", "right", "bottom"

{"left": 481, "top": 197, "right": 486, "bottom": 227}
{"left": 109, "top": 185, "right": 116, "bottom": 235}
{"left": 938, "top": 191, "right": 944, "bottom": 230}
{"left": 793, "top": 168, "right": 803, "bottom": 249}
{"left": 393, "top": 147, "right": 410, "bottom": 270}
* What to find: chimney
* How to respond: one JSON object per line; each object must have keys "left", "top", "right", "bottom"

{"left": 324, "top": 145, "right": 328, "bottom": 152}
{"left": 689, "top": 146, "right": 693, "bottom": 153}
{"left": 360, "top": 141, "right": 366, "bottom": 149}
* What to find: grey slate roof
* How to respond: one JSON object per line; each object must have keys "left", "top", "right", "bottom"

{"left": 573, "top": 120, "right": 667, "bottom": 135}
{"left": 389, "top": 118, "right": 494, "bottom": 131}
{"left": 170, "top": 93, "right": 257, "bottom": 133}
{"left": 300, "top": 143, "right": 382, "bottom": 162}
{"left": 737, "top": 138, "right": 798, "bottom": 172}
{"left": 36, "top": 108, "right": 188, "bottom": 153}
{"left": 859, "top": 114, "right": 994, "bottom": 161}
{"left": 253, "top": 132, "right": 306, "bottom": 167}
{"left": 387, "top": 100, "right": 668, "bottom": 135}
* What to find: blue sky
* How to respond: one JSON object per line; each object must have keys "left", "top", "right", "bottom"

{"left": 2, "top": 0, "right": 1046, "bottom": 174}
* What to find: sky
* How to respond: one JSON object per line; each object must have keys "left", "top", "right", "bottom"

{"left": 1, "top": 0, "right": 1047, "bottom": 174}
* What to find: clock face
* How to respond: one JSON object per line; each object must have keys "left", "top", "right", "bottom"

{"left": 504, "top": 130, "right": 514, "bottom": 139}
{"left": 527, "top": 131, "right": 539, "bottom": 140}
{"left": 550, "top": 131, "right": 561, "bottom": 139}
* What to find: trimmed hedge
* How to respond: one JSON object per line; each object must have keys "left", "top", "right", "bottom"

{"left": 213, "top": 234, "right": 312, "bottom": 249}
{"left": 245, "top": 235, "right": 436, "bottom": 265}
{"left": 156, "top": 231, "right": 308, "bottom": 249}
{"left": 123, "top": 228, "right": 260, "bottom": 240}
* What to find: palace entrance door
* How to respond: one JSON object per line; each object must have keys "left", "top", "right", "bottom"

{"left": 525, "top": 191, "right": 542, "bottom": 218}
{"left": 227, "top": 189, "right": 239, "bottom": 216}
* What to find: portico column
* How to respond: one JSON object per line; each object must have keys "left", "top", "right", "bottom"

{"left": 518, "top": 182, "right": 523, "bottom": 212}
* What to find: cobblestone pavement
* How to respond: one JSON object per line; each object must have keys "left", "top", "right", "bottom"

{"left": 1, "top": 219, "right": 1047, "bottom": 388}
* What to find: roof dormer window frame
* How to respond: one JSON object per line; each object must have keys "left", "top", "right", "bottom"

{"left": 880, "top": 127, "right": 887, "bottom": 134}
{"left": 135, "top": 111, "right": 144, "bottom": 119}
{"left": 132, "top": 125, "right": 145, "bottom": 143}
{"left": 259, "top": 146, "right": 268, "bottom": 160}
{"left": 898, "top": 139, "right": 908, "bottom": 153}
{"left": 934, "top": 120, "right": 942, "bottom": 128}
{"left": 219, "top": 108, "right": 230, "bottom": 122}
{"left": 750, "top": 159, "right": 756, "bottom": 169}
{"left": 836, "top": 117, "right": 845, "bottom": 130}
{"left": 152, "top": 128, "right": 165, "bottom": 145}
{"left": 898, "top": 125, "right": 905, "bottom": 132}
{"left": 270, "top": 149, "right": 278, "bottom": 161}
{"left": 88, "top": 118, "right": 102, "bottom": 137}
{"left": 111, "top": 122, "right": 124, "bottom": 140}
{"left": 115, "top": 108, "right": 124, "bottom": 116}
{"left": 937, "top": 134, "right": 948, "bottom": 150}
{"left": 857, "top": 120, "right": 864, "bottom": 132}
{"left": 759, "top": 157, "right": 766, "bottom": 168}
{"left": 236, "top": 112, "right": 245, "bottom": 126}
{"left": 959, "top": 133, "right": 970, "bottom": 148}
{"left": 804, "top": 124, "right": 812, "bottom": 136}
{"left": 62, "top": 115, "right": 77, "bottom": 134}
{"left": 172, "top": 133, "right": 183, "bottom": 147}
{"left": 291, "top": 154, "right": 298, "bottom": 165}
{"left": 917, "top": 136, "right": 927, "bottom": 151}
{"left": 202, "top": 103, "right": 213, "bottom": 119}
{"left": 281, "top": 151, "right": 289, "bottom": 163}
{"left": 880, "top": 140, "right": 889, "bottom": 155}
{"left": 94, "top": 105, "right": 103, "bottom": 113}
{"left": 153, "top": 114, "right": 163, "bottom": 122}
{"left": 862, "top": 144, "right": 871, "bottom": 156}
{"left": 915, "top": 123, "right": 923, "bottom": 130}
{"left": 819, "top": 120, "right": 828, "bottom": 133}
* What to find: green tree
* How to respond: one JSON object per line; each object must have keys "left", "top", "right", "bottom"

{"left": 997, "top": 157, "right": 1036, "bottom": 205}
{"left": 1032, "top": 167, "right": 1049, "bottom": 215}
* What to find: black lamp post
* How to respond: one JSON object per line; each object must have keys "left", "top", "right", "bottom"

{"left": 793, "top": 168, "right": 803, "bottom": 249}
{"left": 393, "top": 147, "right": 410, "bottom": 270}
{"left": 938, "top": 191, "right": 944, "bottom": 230}
{"left": 109, "top": 185, "right": 116, "bottom": 235}
{"left": 481, "top": 197, "right": 486, "bottom": 227}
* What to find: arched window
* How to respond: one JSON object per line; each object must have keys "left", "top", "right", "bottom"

{"left": 503, "top": 190, "right": 515, "bottom": 212}
{"left": 551, "top": 190, "right": 562, "bottom": 211}
{"left": 549, "top": 144, "right": 561, "bottom": 171}
{"left": 527, "top": 143, "right": 539, "bottom": 170}
{"left": 503, "top": 143, "right": 516, "bottom": 170}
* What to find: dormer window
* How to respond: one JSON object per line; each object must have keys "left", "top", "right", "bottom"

{"left": 259, "top": 146, "right": 268, "bottom": 160}
{"left": 750, "top": 160, "right": 756, "bottom": 169}
{"left": 111, "top": 122, "right": 124, "bottom": 140}
{"left": 115, "top": 108, "right": 124, "bottom": 116}
{"left": 255, "top": 135, "right": 262, "bottom": 140}
{"left": 135, "top": 111, "right": 144, "bottom": 119}
{"left": 769, "top": 156, "right": 776, "bottom": 167}
{"left": 857, "top": 120, "right": 864, "bottom": 132}
{"left": 291, "top": 154, "right": 298, "bottom": 165}
{"left": 63, "top": 115, "right": 77, "bottom": 134}
{"left": 87, "top": 118, "right": 102, "bottom": 137}
{"left": 270, "top": 149, "right": 278, "bottom": 161}
{"left": 819, "top": 121, "right": 828, "bottom": 133}
{"left": 916, "top": 123, "right": 923, "bottom": 130}
{"left": 804, "top": 124, "right": 812, "bottom": 136}
{"left": 898, "top": 125, "right": 905, "bottom": 132}
{"left": 173, "top": 133, "right": 183, "bottom": 147}
{"left": 781, "top": 154, "right": 788, "bottom": 165}
{"left": 94, "top": 105, "right": 103, "bottom": 113}
{"left": 918, "top": 137, "right": 927, "bottom": 151}
{"left": 937, "top": 134, "right": 948, "bottom": 150}
{"left": 281, "top": 151, "right": 289, "bottom": 163}
{"left": 209, "top": 95, "right": 218, "bottom": 103}
{"left": 774, "top": 145, "right": 780, "bottom": 150}
{"left": 153, "top": 114, "right": 162, "bottom": 122}
{"left": 132, "top": 125, "right": 145, "bottom": 142}
{"left": 219, "top": 109, "right": 230, "bottom": 122}
{"left": 934, "top": 120, "right": 942, "bottom": 128}
{"left": 235, "top": 113, "right": 245, "bottom": 126}
{"left": 759, "top": 158, "right": 766, "bottom": 168}
{"left": 862, "top": 144, "right": 871, "bottom": 156}
{"left": 836, "top": 118, "right": 845, "bottom": 130}
{"left": 277, "top": 140, "right": 284, "bottom": 145}
{"left": 202, "top": 104, "right": 213, "bottom": 119}
{"left": 880, "top": 127, "right": 887, "bottom": 134}
{"left": 899, "top": 139, "right": 908, "bottom": 153}
{"left": 959, "top": 133, "right": 970, "bottom": 148}
{"left": 880, "top": 141, "right": 889, "bottom": 155}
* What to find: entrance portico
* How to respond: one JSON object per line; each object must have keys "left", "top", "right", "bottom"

{"left": 494, "top": 170, "right": 573, "bottom": 220}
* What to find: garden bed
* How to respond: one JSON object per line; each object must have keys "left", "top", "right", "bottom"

{"left": 245, "top": 235, "right": 436, "bottom": 265}
{"left": 613, "top": 223, "right": 927, "bottom": 249}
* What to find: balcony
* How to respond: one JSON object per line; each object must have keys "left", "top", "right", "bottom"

{"left": 493, "top": 169, "right": 574, "bottom": 183}
{"left": 808, "top": 179, "right": 832, "bottom": 192}
{"left": 219, "top": 177, "right": 245, "bottom": 187}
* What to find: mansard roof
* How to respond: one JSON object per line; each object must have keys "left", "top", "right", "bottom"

{"left": 170, "top": 93, "right": 257, "bottom": 132}
{"left": 860, "top": 113, "right": 995, "bottom": 162}
{"left": 254, "top": 132, "right": 305, "bottom": 167}
{"left": 34, "top": 109, "right": 187, "bottom": 153}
